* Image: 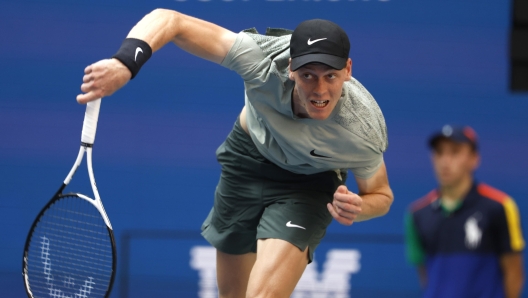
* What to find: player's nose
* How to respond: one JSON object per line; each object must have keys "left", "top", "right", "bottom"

{"left": 312, "top": 80, "right": 328, "bottom": 96}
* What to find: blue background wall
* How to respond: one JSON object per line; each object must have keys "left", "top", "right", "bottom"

{"left": 1, "top": 0, "right": 527, "bottom": 297}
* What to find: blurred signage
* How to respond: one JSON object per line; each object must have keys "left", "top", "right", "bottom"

{"left": 190, "top": 246, "right": 361, "bottom": 297}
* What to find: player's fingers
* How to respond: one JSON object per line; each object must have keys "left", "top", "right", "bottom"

{"left": 76, "top": 92, "right": 99, "bottom": 104}
{"left": 335, "top": 185, "right": 348, "bottom": 194}
{"left": 76, "top": 93, "right": 88, "bottom": 104}
{"left": 334, "top": 199, "right": 361, "bottom": 214}
{"left": 335, "top": 217, "right": 353, "bottom": 226}
{"left": 332, "top": 199, "right": 350, "bottom": 214}
{"left": 83, "top": 74, "right": 93, "bottom": 83}
{"left": 327, "top": 203, "right": 339, "bottom": 218}
{"left": 84, "top": 65, "right": 92, "bottom": 74}
{"left": 334, "top": 192, "right": 362, "bottom": 206}
{"left": 327, "top": 203, "right": 354, "bottom": 226}
{"left": 329, "top": 203, "right": 355, "bottom": 222}
{"left": 76, "top": 93, "right": 90, "bottom": 104}
{"left": 80, "top": 81, "right": 93, "bottom": 93}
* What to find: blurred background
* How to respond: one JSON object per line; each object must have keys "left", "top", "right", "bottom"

{"left": 1, "top": 0, "right": 527, "bottom": 297}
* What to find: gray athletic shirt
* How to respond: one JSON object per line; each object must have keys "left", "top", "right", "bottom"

{"left": 221, "top": 29, "right": 388, "bottom": 179}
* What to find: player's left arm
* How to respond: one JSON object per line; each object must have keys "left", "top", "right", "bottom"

{"left": 327, "top": 161, "right": 393, "bottom": 225}
{"left": 500, "top": 252, "right": 524, "bottom": 298}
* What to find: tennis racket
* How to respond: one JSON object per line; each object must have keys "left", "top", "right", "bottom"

{"left": 22, "top": 99, "right": 116, "bottom": 298}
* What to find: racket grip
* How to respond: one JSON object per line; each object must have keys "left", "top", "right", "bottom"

{"left": 81, "top": 99, "right": 102, "bottom": 145}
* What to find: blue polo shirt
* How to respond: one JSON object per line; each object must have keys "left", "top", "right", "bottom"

{"left": 405, "top": 182, "right": 525, "bottom": 298}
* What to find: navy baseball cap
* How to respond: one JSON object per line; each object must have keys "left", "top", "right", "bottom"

{"left": 428, "top": 125, "right": 478, "bottom": 151}
{"left": 290, "top": 19, "right": 350, "bottom": 71}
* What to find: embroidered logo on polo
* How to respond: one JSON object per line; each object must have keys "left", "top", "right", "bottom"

{"left": 464, "top": 214, "right": 482, "bottom": 249}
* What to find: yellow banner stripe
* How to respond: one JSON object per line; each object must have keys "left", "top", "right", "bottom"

{"left": 504, "top": 198, "right": 525, "bottom": 251}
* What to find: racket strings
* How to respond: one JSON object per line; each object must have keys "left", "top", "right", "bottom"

{"left": 37, "top": 225, "right": 111, "bottom": 246}
{"left": 46, "top": 213, "right": 109, "bottom": 230}
{"left": 25, "top": 195, "right": 113, "bottom": 298}
{"left": 33, "top": 231, "right": 112, "bottom": 252}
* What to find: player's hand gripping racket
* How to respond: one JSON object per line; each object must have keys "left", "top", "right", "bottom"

{"left": 22, "top": 99, "right": 116, "bottom": 298}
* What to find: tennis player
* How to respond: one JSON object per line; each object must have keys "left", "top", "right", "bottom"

{"left": 77, "top": 9, "right": 393, "bottom": 297}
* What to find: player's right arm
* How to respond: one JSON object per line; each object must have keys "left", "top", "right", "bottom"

{"left": 77, "top": 9, "right": 237, "bottom": 104}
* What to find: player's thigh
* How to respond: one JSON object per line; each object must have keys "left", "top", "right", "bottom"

{"left": 258, "top": 188, "right": 334, "bottom": 263}
{"left": 216, "top": 250, "right": 256, "bottom": 298}
{"left": 201, "top": 166, "right": 264, "bottom": 254}
{"left": 246, "top": 238, "right": 309, "bottom": 298}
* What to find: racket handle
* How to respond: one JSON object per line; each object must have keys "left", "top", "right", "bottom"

{"left": 81, "top": 98, "right": 102, "bottom": 145}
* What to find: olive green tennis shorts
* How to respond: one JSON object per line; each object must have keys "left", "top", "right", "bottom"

{"left": 201, "top": 118, "right": 346, "bottom": 262}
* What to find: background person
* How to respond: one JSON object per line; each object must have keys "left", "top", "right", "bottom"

{"left": 405, "top": 125, "right": 525, "bottom": 298}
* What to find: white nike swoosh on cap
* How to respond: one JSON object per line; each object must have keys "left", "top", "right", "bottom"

{"left": 286, "top": 221, "right": 306, "bottom": 230}
{"left": 135, "top": 47, "right": 143, "bottom": 61}
{"left": 307, "top": 38, "right": 327, "bottom": 45}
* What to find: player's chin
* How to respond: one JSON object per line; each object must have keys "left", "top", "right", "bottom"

{"left": 308, "top": 111, "right": 332, "bottom": 121}
{"left": 307, "top": 106, "right": 332, "bottom": 120}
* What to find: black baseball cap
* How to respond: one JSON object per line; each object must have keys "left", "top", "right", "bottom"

{"left": 290, "top": 19, "right": 350, "bottom": 71}
{"left": 428, "top": 125, "right": 479, "bottom": 151}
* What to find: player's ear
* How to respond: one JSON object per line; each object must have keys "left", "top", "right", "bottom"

{"left": 288, "top": 58, "right": 295, "bottom": 81}
{"left": 345, "top": 58, "right": 352, "bottom": 81}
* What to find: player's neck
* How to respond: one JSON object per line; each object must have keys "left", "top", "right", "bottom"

{"left": 291, "top": 86, "right": 310, "bottom": 118}
{"left": 440, "top": 174, "right": 474, "bottom": 203}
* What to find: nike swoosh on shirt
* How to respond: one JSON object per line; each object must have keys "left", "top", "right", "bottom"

{"left": 286, "top": 221, "right": 306, "bottom": 230}
{"left": 310, "top": 150, "right": 331, "bottom": 158}
{"left": 135, "top": 47, "right": 143, "bottom": 61}
{"left": 307, "top": 38, "right": 327, "bottom": 45}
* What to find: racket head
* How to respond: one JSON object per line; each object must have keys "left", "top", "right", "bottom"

{"left": 22, "top": 193, "right": 116, "bottom": 298}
